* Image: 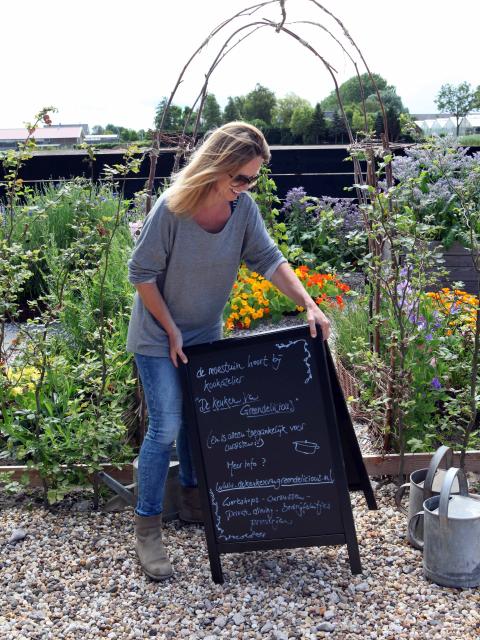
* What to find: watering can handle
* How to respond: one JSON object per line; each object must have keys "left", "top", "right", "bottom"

{"left": 438, "top": 467, "right": 469, "bottom": 529}
{"left": 423, "top": 445, "right": 453, "bottom": 499}
{"left": 394, "top": 483, "right": 410, "bottom": 515}
{"left": 408, "top": 511, "right": 424, "bottom": 550}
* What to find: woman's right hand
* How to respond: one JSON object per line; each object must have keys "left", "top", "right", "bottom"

{"left": 168, "top": 325, "right": 188, "bottom": 367}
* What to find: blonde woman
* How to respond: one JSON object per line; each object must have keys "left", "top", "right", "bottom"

{"left": 127, "top": 122, "right": 330, "bottom": 580}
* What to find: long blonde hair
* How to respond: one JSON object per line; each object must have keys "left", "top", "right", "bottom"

{"left": 166, "top": 121, "right": 270, "bottom": 216}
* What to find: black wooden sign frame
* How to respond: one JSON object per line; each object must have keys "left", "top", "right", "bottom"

{"left": 181, "top": 325, "right": 376, "bottom": 584}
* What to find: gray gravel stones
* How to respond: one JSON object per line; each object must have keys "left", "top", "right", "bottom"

{"left": 1, "top": 483, "right": 480, "bottom": 639}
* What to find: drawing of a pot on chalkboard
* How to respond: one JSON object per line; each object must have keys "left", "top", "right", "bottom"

{"left": 293, "top": 440, "right": 320, "bottom": 454}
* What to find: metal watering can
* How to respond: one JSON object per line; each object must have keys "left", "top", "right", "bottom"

{"left": 395, "top": 445, "right": 460, "bottom": 549}
{"left": 408, "top": 467, "right": 480, "bottom": 589}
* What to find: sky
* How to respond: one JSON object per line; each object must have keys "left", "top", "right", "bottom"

{"left": 2, "top": 0, "right": 479, "bottom": 131}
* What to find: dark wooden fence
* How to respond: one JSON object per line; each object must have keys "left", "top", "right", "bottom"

{"left": 1, "top": 145, "right": 364, "bottom": 201}
{"left": 3, "top": 144, "right": 479, "bottom": 203}
{"left": 2, "top": 145, "right": 479, "bottom": 202}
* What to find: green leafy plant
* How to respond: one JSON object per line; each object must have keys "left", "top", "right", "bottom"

{"left": 251, "top": 165, "right": 288, "bottom": 255}
{"left": 280, "top": 188, "right": 367, "bottom": 270}
{"left": 0, "top": 124, "right": 140, "bottom": 505}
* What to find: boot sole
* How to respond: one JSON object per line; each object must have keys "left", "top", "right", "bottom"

{"left": 135, "top": 549, "right": 173, "bottom": 581}
{"left": 143, "top": 567, "right": 173, "bottom": 581}
{"left": 179, "top": 515, "right": 204, "bottom": 524}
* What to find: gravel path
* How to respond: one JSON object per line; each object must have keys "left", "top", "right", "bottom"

{"left": 1, "top": 484, "right": 479, "bottom": 639}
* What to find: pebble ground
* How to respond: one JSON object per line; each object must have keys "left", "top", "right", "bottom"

{"left": 1, "top": 483, "right": 479, "bottom": 640}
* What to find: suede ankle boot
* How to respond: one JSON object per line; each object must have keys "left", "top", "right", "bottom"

{"left": 135, "top": 513, "right": 173, "bottom": 580}
{"left": 179, "top": 486, "right": 204, "bottom": 524}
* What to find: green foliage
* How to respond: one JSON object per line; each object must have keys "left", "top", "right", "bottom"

{"left": 321, "top": 73, "right": 407, "bottom": 140}
{"left": 0, "top": 131, "right": 140, "bottom": 504}
{"left": 201, "top": 94, "right": 222, "bottom": 130}
{"left": 251, "top": 166, "right": 288, "bottom": 256}
{"left": 223, "top": 96, "right": 242, "bottom": 123}
{"left": 290, "top": 104, "right": 314, "bottom": 138}
{"left": 321, "top": 73, "right": 392, "bottom": 110}
{"left": 273, "top": 93, "right": 312, "bottom": 128}
{"left": 339, "top": 154, "right": 480, "bottom": 457}
{"left": 390, "top": 138, "right": 479, "bottom": 248}
{"left": 306, "top": 104, "right": 328, "bottom": 144}
{"left": 330, "top": 111, "right": 348, "bottom": 144}
{"left": 243, "top": 84, "right": 277, "bottom": 126}
{"left": 458, "top": 135, "right": 480, "bottom": 146}
{"left": 1, "top": 336, "right": 135, "bottom": 503}
{"left": 155, "top": 96, "right": 184, "bottom": 131}
{"left": 280, "top": 188, "right": 367, "bottom": 271}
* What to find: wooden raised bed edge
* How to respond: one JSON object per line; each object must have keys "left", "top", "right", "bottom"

{"left": 1, "top": 452, "right": 480, "bottom": 489}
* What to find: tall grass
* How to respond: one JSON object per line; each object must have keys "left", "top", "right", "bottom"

{"left": 330, "top": 299, "right": 370, "bottom": 366}
{"left": 60, "top": 227, "right": 134, "bottom": 349}
{"left": 7, "top": 179, "right": 129, "bottom": 309}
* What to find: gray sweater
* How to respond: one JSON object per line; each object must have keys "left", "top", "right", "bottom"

{"left": 126, "top": 191, "right": 286, "bottom": 357}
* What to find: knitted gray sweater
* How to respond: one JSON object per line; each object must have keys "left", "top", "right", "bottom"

{"left": 126, "top": 191, "right": 286, "bottom": 357}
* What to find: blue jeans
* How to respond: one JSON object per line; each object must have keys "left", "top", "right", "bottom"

{"left": 134, "top": 353, "right": 197, "bottom": 517}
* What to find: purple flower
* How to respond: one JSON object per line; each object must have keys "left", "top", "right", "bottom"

{"left": 431, "top": 377, "right": 442, "bottom": 390}
{"left": 281, "top": 187, "right": 308, "bottom": 215}
{"left": 416, "top": 315, "right": 427, "bottom": 330}
{"left": 432, "top": 311, "right": 442, "bottom": 329}
{"left": 316, "top": 196, "right": 363, "bottom": 232}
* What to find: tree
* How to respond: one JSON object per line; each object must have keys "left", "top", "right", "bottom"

{"left": 330, "top": 111, "right": 347, "bottom": 144}
{"left": 306, "top": 104, "right": 328, "bottom": 144}
{"left": 321, "top": 73, "right": 391, "bottom": 111}
{"left": 243, "top": 84, "right": 277, "bottom": 126}
{"left": 273, "top": 93, "right": 311, "bottom": 128}
{"left": 365, "top": 88, "right": 406, "bottom": 115}
{"left": 92, "top": 125, "right": 105, "bottom": 135}
{"left": 290, "top": 104, "right": 314, "bottom": 142}
{"left": 435, "top": 82, "right": 479, "bottom": 136}
{"left": 201, "top": 93, "right": 222, "bottom": 131}
{"left": 385, "top": 107, "right": 401, "bottom": 141}
{"left": 180, "top": 106, "right": 199, "bottom": 133}
{"left": 154, "top": 97, "right": 183, "bottom": 131}
{"left": 223, "top": 96, "right": 242, "bottom": 123}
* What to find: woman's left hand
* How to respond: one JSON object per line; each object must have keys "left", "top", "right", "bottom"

{"left": 305, "top": 300, "right": 331, "bottom": 340}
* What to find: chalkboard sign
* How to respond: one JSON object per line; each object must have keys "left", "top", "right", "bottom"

{"left": 182, "top": 325, "right": 375, "bottom": 583}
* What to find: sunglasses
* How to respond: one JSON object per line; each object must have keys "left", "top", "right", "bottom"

{"left": 228, "top": 172, "right": 260, "bottom": 188}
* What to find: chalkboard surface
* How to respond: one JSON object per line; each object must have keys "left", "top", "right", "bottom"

{"left": 182, "top": 325, "right": 367, "bottom": 582}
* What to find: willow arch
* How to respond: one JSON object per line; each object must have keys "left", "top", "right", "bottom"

{"left": 146, "top": 0, "right": 393, "bottom": 212}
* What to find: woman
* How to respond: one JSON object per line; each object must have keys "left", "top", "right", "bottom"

{"left": 127, "top": 122, "right": 330, "bottom": 580}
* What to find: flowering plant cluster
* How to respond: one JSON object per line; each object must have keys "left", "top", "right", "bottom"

{"left": 224, "top": 264, "right": 350, "bottom": 332}
{"left": 390, "top": 137, "right": 480, "bottom": 247}
{"left": 280, "top": 187, "right": 366, "bottom": 270}
{"left": 426, "top": 288, "right": 478, "bottom": 335}
{"left": 5, "top": 365, "right": 41, "bottom": 397}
